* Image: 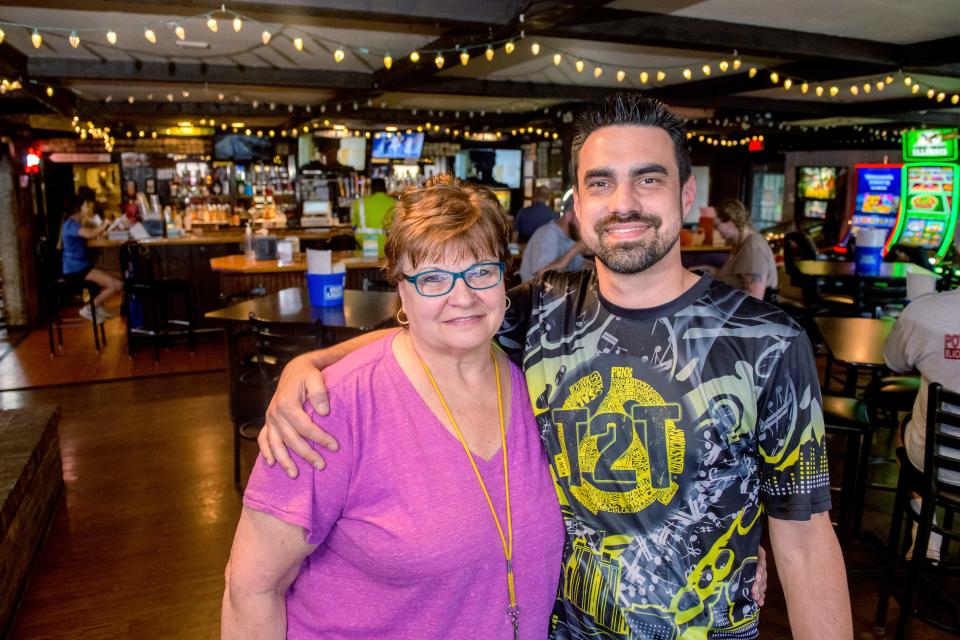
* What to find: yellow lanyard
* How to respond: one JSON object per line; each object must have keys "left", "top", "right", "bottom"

{"left": 415, "top": 347, "right": 520, "bottom": 636}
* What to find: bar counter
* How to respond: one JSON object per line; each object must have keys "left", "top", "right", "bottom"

{"left": 210, "top": 252, "right": 386, "bottom": 298}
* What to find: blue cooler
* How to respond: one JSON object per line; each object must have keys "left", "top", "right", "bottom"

{"left": 307, "top": 272, "right": 345, "bottom": 307}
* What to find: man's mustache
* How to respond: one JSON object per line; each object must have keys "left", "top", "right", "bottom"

{"left": 595, "top": 212, "right": 661, "bottom": 234}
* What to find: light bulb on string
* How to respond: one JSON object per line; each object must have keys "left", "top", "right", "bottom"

{"left": 640, "top": 71, "right": 649, "bottom": 84}
{"left": 207, "top": 17, "right": 218, "bottom": 32}
{"left": 504, "top": 41, "right": 515, "bottom": 54}
{"left": 0, "top": 28, "right": 5, "bottom": 45}
{"left": 460, "top": 50, "right": 469, "bottom": 65}
{"left": 261, "top": 30, "right": 271, "bottom": 45}
{"left": 106, "top": 30, "right": 117, "bottom": 45}
{"left": 593, "top": 66, "right": 602, "bottom": 78}
{"left": 769, "top": 71, "right": 779, "bottom": 84}
{"left": 434, "top": 53, "right": 445, "bottom": 69}
{"left": 656, "top": 70, "right": 666, "bottom": 82}
{"left": 410, "top": 51, "right": 420, "bottom": 63}
{"left": 801, "top": 82, "right": 809, "bottom": 94}
{"left": 531, "top": 42, "right": 540, "bottom": 55}
{"left": 829, "top": 86, "right": 839, "bottom": 97}
{"left": 294, "top": 37, "right": 303, "bottom": 51}
{"left": 682, "top": 68, "right": 692, "bottom": 80}
{"left": 46, "top": 86, "right": 53, "bottom": 97}
{"left": 850, "top": 85, "right": 859, "bottom": 96}
{"left": 69, "top": 31, "right": 80, "bottom": 48}
{"left": 748, "top": 67, "right": 757, "bottom": 78}
{"left": 783, "top": 78, "right": 792, "bottom": 90}
{"left": 912, "top": 84, "right": 920, "bottom": 94}
{"left": 732, "top": 58, "right": 742, "bottom": 71}
{"left": 904, "top": 76, "right": 913, "bottom": 86}
{"left": 575, "top": 60, "right": 584, "bottom": 73}
{"left": 937, "top": 91, "right": 946, "bottom": 101}
{"left": 31, "top": 29, "right": 42, "bottom": 49}
{"left": 815, "top": 85, "right": 824, "bottom": 96}
{"left": 616, "top": 69, "right": 625, "bottom": 82}
{"left": 233, "top": 16, "right": 242, "bottom": 32}
{"left": 175, "top": 24, "right": 185, "bottom": 40}
{"left": 334, "top": 48, "right": 345, "bottom": 63}
{"left": 485, "top": 46, "right": 494, "bottom": 61}
{"left": 863, "top": 83, "right": 871, "bottom": 93}
{"left": 702, "top": 64, "right": 711, "bottom": 76}
{"left": 719, "top": 59, "right": 729, "bottom": 72}
{"left": 952, "top": 94, "right": 960, "bottom": 105}
{"left": 383, "top": 54, "right": 392, "bottom": 69}
{"left": 552, "top": 53, "right": 561, "bottom": 65}
{"left": 927, "top": 88, "right": 935, "bottom": 98}
{"left": 143, "top": 28, "right": 156, "bottom": 44}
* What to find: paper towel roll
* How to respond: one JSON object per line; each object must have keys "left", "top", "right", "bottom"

{"left": 307, "top": 249, "right": 332, "bottom": 274}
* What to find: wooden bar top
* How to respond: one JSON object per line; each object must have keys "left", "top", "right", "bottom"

{"left": 210, "top": 252, "right": 385, "bottom": 274}
{"left": 89, "top": 226, "right": 353, "bottom": 248}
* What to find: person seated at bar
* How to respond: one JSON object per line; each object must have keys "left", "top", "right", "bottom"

{"left": 517, "top": 192, "right": 587, "bottom": 282}
{"left": 883, "top": 233, "right": 960, "bottom": 560}
{"left": 511, "top": 186, "right": 558, "bottom": 244}
{"left": 59, "top": 192, "right": 121, "bottom": 323}
{"left": 692, "top": 199, "right": 778, "bottom": 300}
{"left": 222, "top": 175, "right": 565, "bottom": 639}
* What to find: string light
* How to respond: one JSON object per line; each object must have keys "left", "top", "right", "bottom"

{"left": 719, "top": 59, "right": 729, "bottom": 72}
{"left": 334, "top": 48, "right": 345, "bottom": 62}
{"left": 701, "top": 64, "right": 711, "bottom": 76}
{"left": 383, "top": 54, "right": 392, "bottom": 69}
{"left": 0, "top": 27, "right": 4, "bottom": 45}
{"left": 616, "top": 69, "right": 625, "bottom": 82}
{"left": 31, "top": 29, "right": 42, "bottom": 49}
{"left": 530, "top": 42, "right": 540, "bottom": 55}
{"left": 460, "top": 50, "right": 469, "bottom": 65}
{"left": 106, "top": 29, "right": 117, "bottom": 44}
{"left": 207, "top": 16, "right": 218, "bottom": 32}
{"left": 552, "top": 53, "right": 561, "bottom": 65}
{"left": 261, "top": 30, "right": 271, "bottom": 45}
{"left": 769, "top": 71, "right": 779, "bottom": 84}
{"left": 504, "top": 40, "right": 515, "bottom": 54}
{"left": 682, "top": 68, "right": 692, "bottom": 80}
{"left": 143, "top": 28, "right": 156, "bottom": 44}
{"left": 233, "top": 16, "right": 242, "bottom": 32}
{"left": 46, "top": 86, "right": 53, "bottom": 97}
{"left": 69, "top": 31, "right": 80, "bottom": 48}
{"left": 783, "top": 78, "right": 792, "bottom": 90}
{"left": 410, "top": 51, "right": 420, "bottom": 63}
{"left": 656, "top": 70, "right": 666, "bottom": 82}
{"left": 485, "top": 46, "right": 494, "bottom": 62}
{"left": 640, "top": 71, "right": 649, "bottom": 84}
{"left": 293, "top": 36, "right": 303, "bottom": 51}
{"left": 434, "top": 53, "right": 445, "bottom": 69}
{"left": 175, "top": 24, "right": 186, "bottom": 40}
{"left": 748, "top": 67, "right": 757, "bottom": 78}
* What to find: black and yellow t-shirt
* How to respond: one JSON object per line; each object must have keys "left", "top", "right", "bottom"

{"left": 498, "top": 271, "right": 830, "bottom": 639}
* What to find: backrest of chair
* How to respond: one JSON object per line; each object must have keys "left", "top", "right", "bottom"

{"left": 923, "top": 383, "right": 960, "bottom": 514}
{"left": 119, "top": 242, "right": 158, "bottom": 283}
{"left": 783, "top": 232, "right": 818, "bottom": 278}
{"left": 858, "top": 277, "right": 907, "bottom": 317}
{"left": 248, "top": 312, "right": 323, "bottom": 390}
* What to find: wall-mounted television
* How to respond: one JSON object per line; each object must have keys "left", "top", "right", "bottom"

{"left": 214, "top": 134, "right": 274, "bottom": 162}
{"left": 371, "top": 132, "right": 425, "bottom": 159}
{"left": 453, "top": 148, "right": 522, "bottom": 189}
{"left": 797, "top": 166, "right": 839, "bottom": 200}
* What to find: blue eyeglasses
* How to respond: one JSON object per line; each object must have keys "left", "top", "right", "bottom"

{"left": 402, "top": 261, "right": 505, "bottom": 297}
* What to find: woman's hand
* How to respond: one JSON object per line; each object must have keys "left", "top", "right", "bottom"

{"left": 258, "top": 352, "right": 339, "bottom": 478}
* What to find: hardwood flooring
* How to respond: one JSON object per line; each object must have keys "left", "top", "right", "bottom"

{"left": 3, "top": 367, "right": 956, "bottom": 638}
{"left": 0, "top": 298, "right": 224, "bottom": 390}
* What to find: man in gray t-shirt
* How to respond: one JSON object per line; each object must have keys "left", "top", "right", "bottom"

{"left": 518, "top": 197, "right": 586, "bottom": 281}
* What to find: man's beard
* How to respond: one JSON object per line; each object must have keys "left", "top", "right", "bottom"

{"left": 591, "top": 212, "right": 679, "bottom": 274}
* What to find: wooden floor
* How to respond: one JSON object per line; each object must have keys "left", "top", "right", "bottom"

{"left": 4, "top": 368, "right": 957, "bottom": 638}
{"left": 0, "top": 298, "right": 224, "bottom": 390}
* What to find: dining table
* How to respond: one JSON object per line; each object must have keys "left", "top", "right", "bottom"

{"left": 210, "top": 252, "right": 389, "bottom": 299}
{"left": 814, "top": 315, "right": 895, "bottom": 395}
{"left": 206, "top": 286, "right": 399, "bottom": 427}
{"left": 794, "top": 259, "right": 936, "bottom": 279}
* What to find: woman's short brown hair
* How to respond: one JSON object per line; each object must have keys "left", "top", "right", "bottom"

{"left": 715, "top": 198, "right": 752, "bottom": 232}
{"left": 383, "top": 175, "right": 511, "bottom": 284}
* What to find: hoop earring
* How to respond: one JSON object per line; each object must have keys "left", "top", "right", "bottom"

{"left": 396, "top": 307, "right": 409, "bottom": 326}
{"left": 504, "top": 296, "right": 511, "bottom": 310}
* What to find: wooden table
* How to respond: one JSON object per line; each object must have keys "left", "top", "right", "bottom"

{"left": 205, "top": 287, "right": 398, "bottom": 427}
{"left": 209, "top": 252, "right": 388, "bottom": 299}
{"left": 814, "top": 316, "right": 895, "bottom": 394}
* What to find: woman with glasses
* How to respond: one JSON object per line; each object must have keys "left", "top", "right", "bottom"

{"left": 222, "top": 175, "right": 564, "bottom": 639}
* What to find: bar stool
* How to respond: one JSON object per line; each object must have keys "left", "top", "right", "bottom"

{"left": 36, "top": 238, "right": 106, "bottom": 355}
{"left": 234, "top": 313, "right": 324, "bottom": 489}
{"left": 119, "top": 241, "right": 195, "bottom": 362}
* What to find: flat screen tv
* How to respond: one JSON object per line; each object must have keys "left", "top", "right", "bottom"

{"left": 453, "top": 148, "right": 522, "bottom": 189}
{"left": 214, "top": 134, "right": 274, "bottom": 162}
{"left": 797, "top": 166, "right": 838, "bottom": 200}
{"left": 371, "top": 132, "right": 424, "bottom": 159}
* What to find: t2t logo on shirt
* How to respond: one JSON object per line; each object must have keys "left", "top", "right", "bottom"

{"left": 551, "top": 366, "right": 685, "bottom": 515}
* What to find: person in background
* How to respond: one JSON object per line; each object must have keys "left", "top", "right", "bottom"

{"left": 702, "top": 198, "right": 778, "bottom": 300}
{"left": 518, "top": 192, "right": 587, "bottom": 282}
{"left": 511, "top": 186, "right": 558, "bottom": 244}
{"left": 222, "top": 175, "right": 564, "bottom": 639}
{"left": 883, "top": 238, "right": 960, "bottom": 560}
{"left": 351, "top": 177, "right": 394, "bottom": 256}
{"left": 59, "top": 192, "right": 121, "bottom": 323}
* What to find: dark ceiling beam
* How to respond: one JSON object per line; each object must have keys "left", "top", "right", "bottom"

{"left": 902, "top": 35, "right": 960, "bottom": 66}
{"left": 6, "top": 0, "right": 520, "bottom": 30}
{"left": 28, "top": 58, "right": 372, "bottom": 91}
{"left": 534, "top": 9, "right": 902, "bottom": 66}
{"left": 0, "top": 42, "right": 78, "bottom": 117}
{"left": 905, "top": 63, "right": 960, "bottom": 80}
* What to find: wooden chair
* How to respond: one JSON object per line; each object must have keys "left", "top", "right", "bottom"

{"left": 875, "top": 383, "right": 960, "bottom": 638}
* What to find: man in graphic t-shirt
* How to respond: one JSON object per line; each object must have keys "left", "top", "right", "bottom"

{"left": 260, "top": 93, "right": 852, "bottom": 639}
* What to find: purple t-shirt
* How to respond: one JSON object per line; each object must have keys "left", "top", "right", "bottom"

{"left": 243, "top": 332, "right": 565, "bottom": 639}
